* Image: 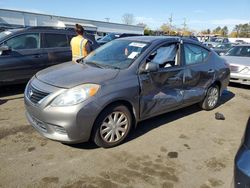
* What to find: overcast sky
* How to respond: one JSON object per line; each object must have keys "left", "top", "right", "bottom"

{"left": 0, "top": 0, "right": 249, "bottom": 31}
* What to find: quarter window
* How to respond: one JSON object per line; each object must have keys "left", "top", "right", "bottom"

{"left": 5, "top": 33, "right": 40, "bottom": 50}
{"left": 184, "top": 44, "right": 209, "bottom": 65}
{"left": 44, "top": 34, "right": 68, "bottom": 48}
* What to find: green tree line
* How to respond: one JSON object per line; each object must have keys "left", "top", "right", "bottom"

{"left": 200, "top": 23, "right": 250, "bottom": 37}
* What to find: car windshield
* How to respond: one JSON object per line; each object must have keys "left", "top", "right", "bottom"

{"left": 215, "top": 38, "right": 223, "bottom": 42}
{"left": 99, "top": 34, "right": 120, "bottom": 42}
{"left": 225, "top": 46, "right": 250, "bottom": 57}
{"left": 82, "top": 40, "right": 149, "bottom": 69}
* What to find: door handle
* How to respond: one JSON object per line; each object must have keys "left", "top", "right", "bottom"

{"left": 208, "top": 69, "right": 215, "bottom": 73}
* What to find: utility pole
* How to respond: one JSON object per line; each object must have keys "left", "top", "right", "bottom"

{"left": 169, "top": 13, "right": 173, "bottom": 35}
{"left": 182, "top": 18, "right": 187, "bottom": 35}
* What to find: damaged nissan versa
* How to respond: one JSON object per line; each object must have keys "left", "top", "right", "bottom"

{"left": 24, "top": 36, "right": 230, "bottom": 148}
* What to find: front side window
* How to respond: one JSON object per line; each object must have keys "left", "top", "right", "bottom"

{"left": 184, "top": 44, "right": 209, "bottom": 65}
{"left": 5, "top": 33, "right": 40, "bottom": 50}
{"left": 44, "top": 33, "right": 68, "bottom": 48}
{"left": 147, "top": 43, "right": 179, "bottom": 68}
{"left": 83, "top": 40, "right": 148, "bottom": 69}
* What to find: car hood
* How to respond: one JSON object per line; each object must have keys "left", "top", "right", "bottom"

{"left": 222, "top": 56, "right": 250, "bottom": 67}
{"left": 36, "top": 62, "right": 119, "bottom": 88}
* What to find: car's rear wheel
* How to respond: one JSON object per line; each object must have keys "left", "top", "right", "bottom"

{"left": 92, "top": 105, "right": 132, "bottom": 148}
{"left": 200, "top": 85, "right": 220, "bottom": 110}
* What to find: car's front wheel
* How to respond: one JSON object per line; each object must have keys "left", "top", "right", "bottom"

{"left": 92, "top": 104, "right": 132, "bottom": 148}
{"left": 200, "top": 85, "right": 220, "bottom": 110}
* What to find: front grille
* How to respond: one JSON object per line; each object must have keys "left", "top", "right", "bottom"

{"left": 27, "top": 85, "right": 50, "bottom": 104}
{"left": 230, "top": 65, "right": 239, "bottom": 72}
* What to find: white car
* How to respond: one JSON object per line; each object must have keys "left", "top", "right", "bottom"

{"left": 222, "top": 44, "right": 250, "bottom": 85}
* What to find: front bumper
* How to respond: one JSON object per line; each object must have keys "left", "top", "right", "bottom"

{"left": 234, "top": 145, "right": 250, "bottom": 188}
{"left": 24, "top": 79, "right": 102, "bottom": 143}
{"left": 230, "top": 73, "right": 250, "bottom": 85}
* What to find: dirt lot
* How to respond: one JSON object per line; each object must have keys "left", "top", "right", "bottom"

{"left": 0, "top": 83, "right": 249, "bottom": 188}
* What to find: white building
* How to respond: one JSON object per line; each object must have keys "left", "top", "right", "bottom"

{"left": 0, "top": 9, "right": 144, "bottom": 35}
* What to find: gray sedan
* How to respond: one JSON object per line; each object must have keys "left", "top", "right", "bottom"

{"left": 222, "top": 44, "right": 250, "bottom": 85}
{"left": 24, "top": 36, "right": 230, "bottom": 148}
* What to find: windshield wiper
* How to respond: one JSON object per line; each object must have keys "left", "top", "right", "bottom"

{"left": 84, "top": 61, "right": 104, "bottom": 69}
{"left": 100, "top": 64, "right": 120, "bottom": 70}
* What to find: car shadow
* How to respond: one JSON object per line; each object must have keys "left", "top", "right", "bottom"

{"left": 0, "top": 84, "right": 26, "bottom": 97}
{"left": 63, "top": 142, "right": 99, "bottom": 150}
{"left": 0, "top": 84, "right": 26, "bottom": 105}
{"left": 229, "top": 82, "right": 250, "bottom": 90}
{"left": 68, "top": 90, "right": 235, "bottom": 150}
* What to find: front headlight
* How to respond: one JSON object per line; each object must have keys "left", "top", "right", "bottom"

{"left": 51, "top": 84, "right": 100, "bottom": 107}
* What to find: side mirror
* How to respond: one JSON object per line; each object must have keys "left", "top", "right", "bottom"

{"left": 144, "top": 62, "right": 159, "bottom": 73}
{"left": 0, "top": 45, "right": 11, "bottom": 55}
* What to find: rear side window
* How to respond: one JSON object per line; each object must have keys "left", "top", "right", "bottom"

{"left": 184, "top": 43, "right": 209, "bottom": 65}
{"left": 5, "top": 33, "right": 40, "bottom": 50}
{"left": 44, "top": 33, "right": 68, "bottom": 48}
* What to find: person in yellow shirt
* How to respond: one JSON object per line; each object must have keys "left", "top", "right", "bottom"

{"left": 70, "top": 24, "right": 91, "bottom": 62}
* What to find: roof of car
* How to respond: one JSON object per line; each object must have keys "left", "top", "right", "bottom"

{"left": 5, "top": 26, "right": 74, "bottom": 34}
{"left": 118, "top": 36, "right": 181, "bottom": 43}
{"left": 118, "top": 35, "right": 204, "bottom": 46}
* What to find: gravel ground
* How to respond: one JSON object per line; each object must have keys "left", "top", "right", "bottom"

{"left": 0, "top": 83, "right": 249, "bottom": 188}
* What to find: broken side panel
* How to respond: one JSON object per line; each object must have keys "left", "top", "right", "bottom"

{"left": 139, "top": 67, "right": 184, "bottom": 119}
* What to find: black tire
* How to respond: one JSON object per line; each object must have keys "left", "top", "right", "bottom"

{"left": 92, "top": 104, "right": 132, "bottom": 148}
{"left": 200, "top": 85, "right": 220, "bottom": 111}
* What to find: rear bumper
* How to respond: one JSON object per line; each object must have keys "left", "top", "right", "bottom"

{"left": 230, "top": 73, "right": 250, "bottom": 85}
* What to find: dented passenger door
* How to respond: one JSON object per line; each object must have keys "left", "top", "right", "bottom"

{"left": 138, "top": 42, "right": 185, "bottom": 120}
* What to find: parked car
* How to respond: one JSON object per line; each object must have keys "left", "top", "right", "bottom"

{"left": 183, "top": 36, "right": 199, "bottom": 42}
{"left": 234, "top": 117, "right": 250, "bottom": 188}
{"left": 0, "top": 27, "right": 73, "bottom": 85}
{"left": 204, "top": 37, "right": 230, "bottom": 48}
{"left": 235, "top": 39, "right": 246, "bottom": 45}
{"left": 212, "top": 43, "right": 233, "bottom": 55}
{"left": 97, "top": 33, "right": 142, "bottom": 45}
{"left": 24, "top": 36, "right": 230, "bottom": 148}
{"left": 0, "top": 26, "right": 98, "bottom": 86}
{"left": 222, "top": 44, "right": 250, "bottom": 85}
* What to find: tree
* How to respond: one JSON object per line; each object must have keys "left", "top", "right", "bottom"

{"left": 144, "top": 28, "right": 154, "bottom": 36}
{"left": 161, "top": 23, "right": 171, "bottom": 34}
{"left": 232, "top": 23, "right": 250, "bottom": 38}
{"left": 234, "top": 24, "right": 240, "bottom": 37}
{"left": 213, "top": 26, "right": 221, "bottom": 34}
{"left": 122, "top": 13, "right": 135, "bottom": 25}
{"left": 221, "top": 26, "right": 228, "bottom": 37}
{"left": 200, "top": 29, "right": 211, "bottom": 35}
